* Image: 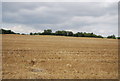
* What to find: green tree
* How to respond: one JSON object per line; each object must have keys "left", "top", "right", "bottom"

{"left": 0, "top": 29, "right": 16, "bottom": 34}
{"left": 55, "top": 30, "right": 67, "bottom": 36}
{"left": 66, "top": 31, "right": 73, "bottom": 36}
{"left": 43, "top": 29, "right": 52, "bottom": 35}
{"left": 117, "top": 37, "right": 120, "bottom": 39}
{"left": 74, "top": 32, "right": 84, "bottom": 37}
{"left": 30, "top": 32, "right": 33, "bottom": 35}
{"left": 107, "top": 35, "right": 116, "bottom": 39}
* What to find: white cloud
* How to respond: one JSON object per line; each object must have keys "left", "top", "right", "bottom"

{"left": 1, "top": 24, "right": 42, "bottom": 33}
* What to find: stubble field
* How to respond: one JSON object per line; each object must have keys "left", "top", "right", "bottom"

{"left": 2, "top": 34, "right": 118, "bottom": 79}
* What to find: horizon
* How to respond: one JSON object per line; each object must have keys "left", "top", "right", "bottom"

{"left": 1, "top": 2, "right": 118, "bottom": 37}
{"left": 1, "top": 28, "right": 118, "bottom": 38}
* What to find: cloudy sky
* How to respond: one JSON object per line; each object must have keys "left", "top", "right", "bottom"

{"left": 1, "top": 1, "right": 119, "bottom": 37}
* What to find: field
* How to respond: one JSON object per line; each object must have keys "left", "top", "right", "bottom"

{"left": 2, "top": 34, "right": 118, "bottom": 79}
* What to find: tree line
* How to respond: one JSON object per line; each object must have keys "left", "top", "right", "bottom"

{"left": 30, "top": 29, "right": 104, "bottom": 38}
{"left": 0, "top": 29, "right": 16, "bottom": 34}
{"left": 0, "top": 28, "right": 119, "bottom": 39}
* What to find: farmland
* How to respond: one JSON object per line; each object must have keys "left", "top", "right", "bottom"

{"left": 2, "top": 34, "right": 118, "bottom": 79}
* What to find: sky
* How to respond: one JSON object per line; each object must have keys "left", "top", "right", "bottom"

{"left": 1, "top": 0, "right": 119, "bottom": 37}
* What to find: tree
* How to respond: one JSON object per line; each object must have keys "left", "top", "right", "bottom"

{"left": 55, "top": 31, "right": 62, "bottom": 35}
{"left": 42, "top": 29, "right": 52, "bottom": 35}
{"left": 30, "top": 32, "right": 33, "bottom": 35}
{"left": 117, "top": 37, "right": 120, "bottom": 39}
{"left": 96, "top": 35, "right": 103, "bottom": 38}
{"left": 0, "top": 29, "right": 16, "bottom": 34}
{"left": 0, "top": 28, "right": 105, "bottom": 38}
{"left": 21, "top": 33, "right": 26, "bottom": 35}
{"left": 107, "top": 35, "right": 116, "bottom": 39}
{"left": 66, "top": 31, "right": 73, "bottom": 36}
{"left": 55, "top": 30, "right": 73, "bottom": 36}
{"left": 55, "top": 30, "right": 66, "bottom": 36}
{"left": 74, "top": 32, "right": 84, "bottom": 37}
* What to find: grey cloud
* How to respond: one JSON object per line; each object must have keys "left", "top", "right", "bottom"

{"left": 2, "top": 2, "right": 118, "bottom": 36}
{"left": 2, "top": 2, "right": 118, "bottom": 24}
{"left": 0, "top": 2, "right": 2, "bottom": 23}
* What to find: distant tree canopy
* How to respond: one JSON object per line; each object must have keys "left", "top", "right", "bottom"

{"left": 117, "top": 37, "right": 120, "bottom": 39}
{"left": 107, "top": 35, "right": 116, "bottom": 39}
{"left": 30, "top": 32, "right": 41, "bottom": 35}
{"left": 0, "top": 29, "right": 16, "bottom": 34}
{"left": 0, "top": 28, "right": 118, "bottom": 39}
{"left": 42, "top": 29, "right": 52, "bottom": 35}
{"left": 73, "top": 32, "right": 103, "bottom": 38}
{"left": 55, "top": 31, "right": 73, "bottom": 36}
{"left": 29, "top": 29, "right": 104, "bottom": 38}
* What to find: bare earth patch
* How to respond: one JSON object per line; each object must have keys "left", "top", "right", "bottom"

{"left": 2, "top": 34, "right": 118, "bottom": 79}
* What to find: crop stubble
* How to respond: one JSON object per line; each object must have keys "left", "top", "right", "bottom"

{"left": 2, "top": 34, "right": 118, "bottom": 79}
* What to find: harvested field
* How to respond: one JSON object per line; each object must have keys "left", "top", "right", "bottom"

{"left": 2, "top": 34, "right": 118, "bottom": 79}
